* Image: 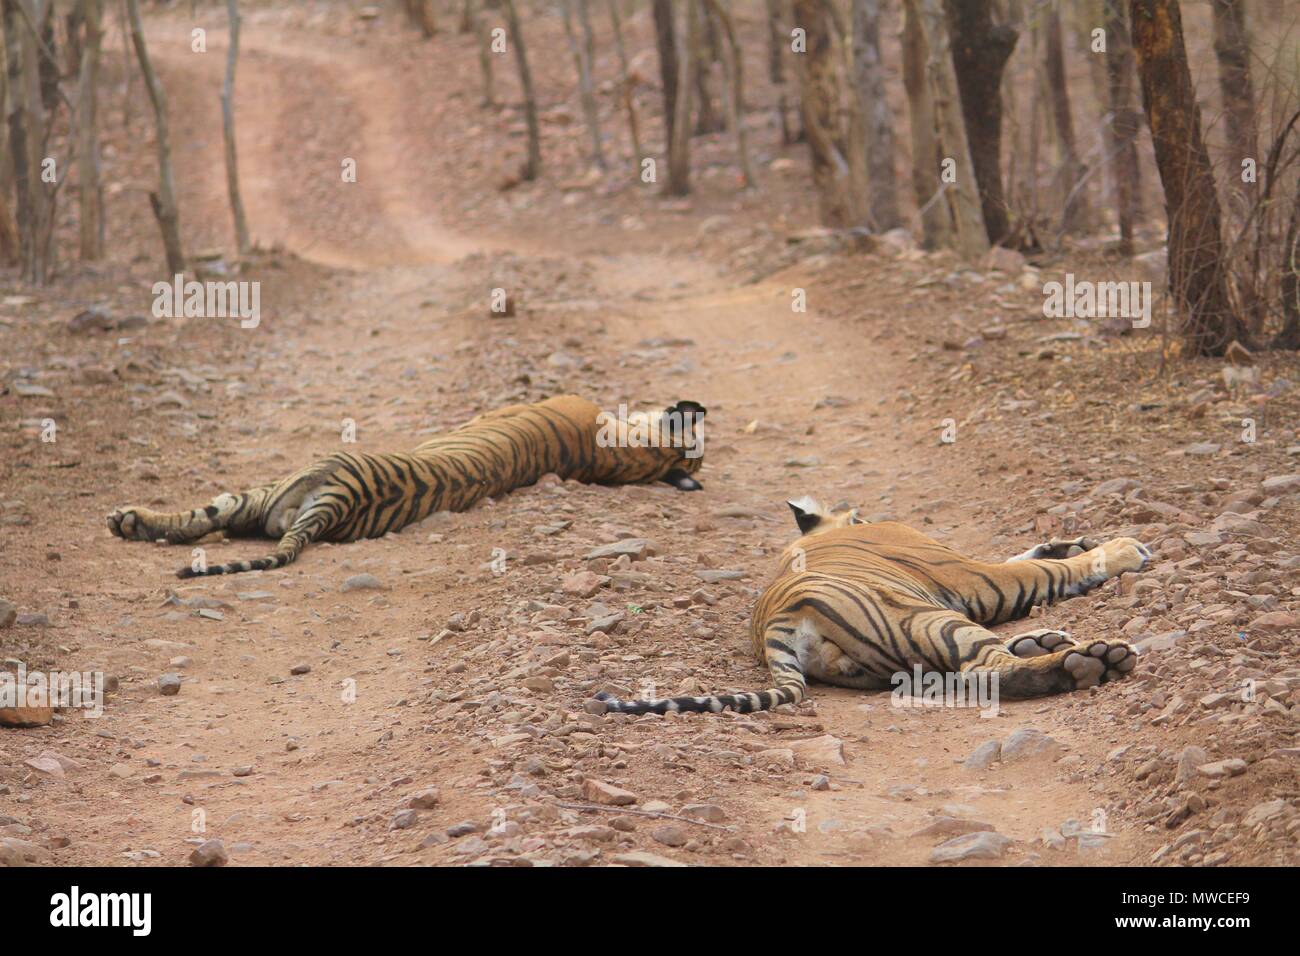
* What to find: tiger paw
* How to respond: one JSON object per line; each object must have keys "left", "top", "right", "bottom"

{"left": 107, "top": 507, "right": 167, "bottom": 541}
{"left": 1010, "top": 536, "right": 1100, "bottom": 561}
{"left": 1063, "top": 638, "right": 1137, "bottom": 689}
{"left": 1094, "top": 537, "right": 1153, "bottom": 576}
{"left": 1007, "top": 628, "right": 1076, "bottom": 658}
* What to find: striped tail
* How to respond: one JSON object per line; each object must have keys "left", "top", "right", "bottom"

{"left": 592, "top": 629, "right": 808, "bottom": 715}
{"left": 175, "top": 509, "right": 326, "bottom": 578}
{"left": 593, "top": 684, "right": 804, "bottom": 715}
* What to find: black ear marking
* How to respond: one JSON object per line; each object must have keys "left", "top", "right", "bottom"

{"left": 787, "top": 499, "right": 821, "bottom": 534}
{"left": 663, "top": 468, "right": 702, "bottom": 491}
{"left": 668, "top": 400, "right": 707, "bottom": 418}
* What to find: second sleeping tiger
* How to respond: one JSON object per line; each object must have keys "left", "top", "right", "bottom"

{"left": 107, "top": 394, "right": 706, "bottom": 577}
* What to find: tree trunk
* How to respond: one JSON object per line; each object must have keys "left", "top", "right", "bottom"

{"left": 0, "top": 3, "right": 23, "bottom": 265}
{"left": 1045, "top": 1, "right": 1088, "bottom": 234}
{"left": 943, "top": 0, "right": 1016, "bottom": 245}
{"left": 606, "top": 0, "right": 643, "bottom": 173}
{"left": 1210, "top": 0, "right": 1256, "bottom": 180}
{"left": 561, "top": 0, "right": 605, "bottom": 170}
{"left": 403, "top": 0, "right": 436, "bottom": 37}
{"left": 850, "top": 0, "right": 900, "bottom": 231}
{"left": 474, "top": 1, "right": 495, "bottom": 108}
{"left": 1103, "top": 0, "right": 1141, "bottom": 255}
{"left": 562, "top": 0, "right": 606, "bottom": 170}
{"left": 222, "top": 0, "right": 250, "bottom": 255}
{"left": 126, "top": 0, "right": 185, "bottom": 275}
{"left": 704, "top": 0, "right": 751, "bottom": 188}
{"left": 794, "top": 0, "right": 853, "bottom": 226}
{"left": 666, "top": 0, "right": 696, "bottom": 195}
{"left": 118, "top": 0, "right": 132, "bottom": 128}
{"left": 918, "top": 0, "right": 987, "bottom": 259}
{"left": 692, "top": 0, "right": 723, "bottom": 134}
{"left": 901, "top": 0, "right": 950, "bottom": 248}
{"left": 4, "top": 0, "right": 54, "bottom": 284}
{"left": 764, "top": 0, "right": 794, "bottom": 145}
{"left": 502, "top": 0, "right": 540, "bottom": 181}
{"left": 1130, "top": 0, "right": 1246, "bottom": 355}
{"left": 652, "top": 0, "right": 678, "bottom": 153}
{"left": 1276, "top": 175, "right": 1300, "bottom": 349}
{"left": 77, "top": 0, "right": 105, "bottom": 260}
{"left": 35, "top": 1, "right": 56, "bottom": 114}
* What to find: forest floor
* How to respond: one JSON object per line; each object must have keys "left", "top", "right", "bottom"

{"left": 1, "top": 3, "right": 1297, "bottom": 867}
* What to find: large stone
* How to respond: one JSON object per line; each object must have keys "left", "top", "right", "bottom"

{"left": 581, "top": 779, "right": 637, "bottom": 806}
{"left": 788, "top": 734, "right": 846, "bottom": 768}
{"left": 1249, "top": 611, "right": 1299, "bottom": 631}
{"left": 1198, "top": 759, "right": 1247, "bottom": 779}
{"left": 188, "top": 838, "right": 228, "bottom": 867}
{"left": 1242, "top": 799, "right": 1289, "bottom": 828}
{"left": 585, "top": 539, "right": 655, "bottom": 561}
{"left": 1000, "top": 728, "right": 1060, "bottom": 761}
{"left": 963, "top": 740, "right": 1001, "bottom": 770}
{"left": 929, "top": 831, "right": 1012, "bottom": 863}
{"left": 912, "top": 816, "right": 995, "bottom": 838}
{"left": 612, "top": 851, "right": 687, "bottom": 867}
{"left": 1261, "top": 474, "right": 1300, "bottom": 495}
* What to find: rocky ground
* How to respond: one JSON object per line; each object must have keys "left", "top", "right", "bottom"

{"left": 1, "top": 1, "right": 1296, "bottom": 867}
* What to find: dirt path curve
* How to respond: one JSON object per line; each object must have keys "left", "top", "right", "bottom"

{"left": 13, "top": 13, "right": 1163, "bottom": 866}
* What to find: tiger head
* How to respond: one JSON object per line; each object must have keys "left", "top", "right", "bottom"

{"left": 786, "top": 496, "right": 864, "bottom": 536}
{"left": 592, "top": 399, "right": 707, "bottom": 490}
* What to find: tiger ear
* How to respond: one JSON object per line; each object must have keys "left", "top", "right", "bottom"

{"left": 668, "top": 400, "right": 707, "bottom": 419}
{"left": 787, "top": 496, "right": 824, "bottom": 534}
{"left": 848, "top": 509, "right": 865, "bottom": 525}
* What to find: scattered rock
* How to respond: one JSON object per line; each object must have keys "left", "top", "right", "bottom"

{"left": 585, "top": 539, "right": 654, "bottom": 561}
{"left": 188, "top": 839, "right": 228, "bottom": 867}
{"left": 581, "top": 779, "right": 637, "bottom": 806}
{"left": 651, "top": 824, "right": 689, "bottom": 847}
{"left": 929, "top": 831, "right": 1012, "bottom": 863}
{"left": 612, "top": 850, "right": 687, "bottom": 867}
{"left": 1000, "top": 728, "right": 1060, "bottom": 761}
{"left": 788, "top": 734, "right": 847, "bottom": 768}
{"left": 341, "top": 573, "right": 385, "bottom": 592}
{"left": 158, "top": 674, "right": 182, "bottom": 696}
{"left": 390, "top": 809, "right": 418, "bottom": 830}
{"left": 962, "top": 740, "right": 1001, "bottom": 770}
{"left": 1198, "top": 759, "right": 1247, "bottom": 779}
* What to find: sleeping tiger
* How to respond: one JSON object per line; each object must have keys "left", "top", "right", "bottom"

{"left": 108, "top": 394, "right": 706, "bottom": 578}
{"left": 595, "top": 496, "right": 1150, "bottom": 714}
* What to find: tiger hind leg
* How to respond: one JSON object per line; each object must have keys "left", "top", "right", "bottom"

{"left": 965, "top": 632, "right": 1136, "bottom": 697}
{"left": 107, "top": 488, "right": 274, "bottom": 544}
{"left": 901, "top": 606, "right": 1136, "bottom": 698}
{"left": 175, "top": 490, "right": 341, "bottom": 578}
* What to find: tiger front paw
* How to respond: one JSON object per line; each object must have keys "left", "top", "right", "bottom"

{"left": 1095, "top": 537, "right": 1153, "bottom": 576}
{"left": 1063, "top": 638, "right": 1137, "bottom": 689}
{"left": 1011, "top": 536, "right": 1100, "bottom": 561}
{"left": 108, "top": 507, "right": 156, "bottom": 541}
